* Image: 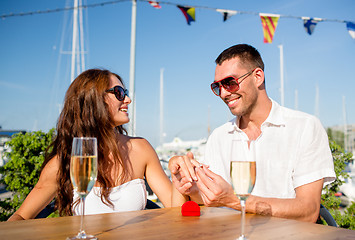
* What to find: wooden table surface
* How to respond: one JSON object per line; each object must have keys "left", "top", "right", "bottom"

{"left": 1, "top": 207, "right": 354, "bottom": 240}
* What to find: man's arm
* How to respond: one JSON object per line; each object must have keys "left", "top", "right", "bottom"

{"left": 246, "top": 179, "right": 323, "bottom": 222}
{"left": 196, "top": 166, "right": 323, "bottom": 222}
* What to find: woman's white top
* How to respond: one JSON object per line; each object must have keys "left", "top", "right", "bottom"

{"left": 73, "top": 178, "right": 147, "bottom": 215}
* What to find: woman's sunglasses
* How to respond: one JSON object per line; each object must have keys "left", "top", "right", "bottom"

{"left": 210, "top": 68, "right": 256, "bottom": 96}
{"left": 105, "top": 85, "right": 129, "bottom": 101}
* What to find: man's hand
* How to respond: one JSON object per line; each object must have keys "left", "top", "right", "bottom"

{"left": 169, "top": 152, "right": 201, "bottom": 196}
{"left": 196, "top": 165, "right": 239, "bottom": 208}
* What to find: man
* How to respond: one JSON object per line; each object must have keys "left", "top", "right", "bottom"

{"left": 169, "top": 44, "right": 335, "bottom": 222}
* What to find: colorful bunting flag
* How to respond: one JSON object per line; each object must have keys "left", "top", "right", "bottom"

{"left": 346, "top": 22, "right": 355, "bottom": 39}
{"left": 260, "top": 13, "right": 280, "bottom": 43}
{"left": 216, "top": 9, "right": 237, "bottom": 22}
{"left": 302, "top": 17, "right": 321, "bottom": 35}
{"left": 177, "top": 5, "right": 195, "bottom": 25}
{"left": 148, "top": 1, "right": 161, "bottom": 9}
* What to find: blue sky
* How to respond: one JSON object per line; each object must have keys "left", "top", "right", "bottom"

{"left": 0, "top": 0, "right": 354, "bottom": 148}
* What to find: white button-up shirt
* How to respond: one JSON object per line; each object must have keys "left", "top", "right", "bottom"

{"left": 202, "top": 99, "right": 335, "bottom": 199}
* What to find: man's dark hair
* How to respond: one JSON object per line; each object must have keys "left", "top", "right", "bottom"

{"left": 215, "top": 44, "right": 264, "bottom": 71}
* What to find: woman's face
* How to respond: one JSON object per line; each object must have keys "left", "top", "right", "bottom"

{"left": 105, "top": 75, "right": 131, "bottom": 127}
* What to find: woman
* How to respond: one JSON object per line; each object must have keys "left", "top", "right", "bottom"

{"left": 8, "top": 69, "right": 172, "bottom": 220}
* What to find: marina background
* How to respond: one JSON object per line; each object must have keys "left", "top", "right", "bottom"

{"left": 0, "top": 0, "right": 355, "bottom": 148}
{"left": 0, "top": 0, "right": 354, "bottom": 227}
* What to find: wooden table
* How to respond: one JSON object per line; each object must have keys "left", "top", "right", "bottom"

{"left": 1, "top": 207, "right": 354, "bottom": 239}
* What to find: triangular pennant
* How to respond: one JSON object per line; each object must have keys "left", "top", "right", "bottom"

{"left": 148, "top": 1, "right": 161, "bottom": 9}
{"left": 302, "top": 17, "right": 321, "bottom": 35}
{"left": 177, "top": 5, "right": 195, "bottom": 25}
{"left": 216, "top": 9, "right": 237, "bottom": 22}
{"left": 260, "top": 13, "right": 280, "bottom": 43}
{"left": 346, "top": 21, "right": 355, "bottom": 39}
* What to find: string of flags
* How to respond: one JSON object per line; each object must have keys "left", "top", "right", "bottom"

{"left": 259, "top": 14, "right": 280, "bottom": 43}
{"left": 216, "top": 9, "right": 237, "bottom": 22}
{"left": 177, "top": 5, "right": 195, "bottom": 25}
{"left": 147, "top": 0, "right": 355, "bottom": 43}
{"left": 148, "top": 1, "right": 161, "bottom": 9}
{"left": 2, "top": 0, "right": 354, "bottom": 43}
{"left": 302, "top": 17, "right": 322, "bottom": 35}
{"left": 347, "top": 22, "right": 355, "bottom": 39}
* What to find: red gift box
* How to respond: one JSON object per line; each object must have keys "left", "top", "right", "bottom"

{"left": 181, "top": 201, "right": 200, "bottom": 216}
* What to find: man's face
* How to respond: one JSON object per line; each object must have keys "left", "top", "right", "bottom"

{"left": 214, "top": 57, "right": 258, "bottom": 116}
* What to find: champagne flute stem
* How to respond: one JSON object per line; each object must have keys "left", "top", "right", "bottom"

{"left": 79, "top": 196, "right": 86, "bottom": 237}
{"left": 240, "top": 199, "right": 246, "bottom": 239}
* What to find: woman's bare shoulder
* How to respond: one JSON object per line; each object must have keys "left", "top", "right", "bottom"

{"left": 119, "top": 135, "right": 157, "bottom": 163}
{"left": 119, "top": 134, "right": 151, "bottom": 149}
{"left": 40, "top": 155, "right": 60, "bottom": 180}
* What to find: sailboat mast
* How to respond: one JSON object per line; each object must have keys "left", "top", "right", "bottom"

{"left": 315, "top": 84, "right": 319, "bottom": 118}
{"left": 160, "top": 68, "right": 164, "bottom": 145}
{"left": 343, "top": 96, "right": 348, "bottom": 151}
{"left": 78, "top": 0, "right": 85, "bottom": 72}
{"left": 70, "top": 0, "right": 85, "bottom": 82}
{"left": 128, "top": 0, "right": 137, "bottom": 136}
{"left": 278, "top": 44, "right": 284, "bottom": 106}
{"left": 208, "top": 105, "right": 211, "bottom": 137}
{"left": 70, "top": 0, "right": 79, "bottom": 82}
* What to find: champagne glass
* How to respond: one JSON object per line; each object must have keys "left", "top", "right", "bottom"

{"left": 67, "top": 137, "right": 98, "bottom": 240}
{"left": 230, "top": 139, "right": 256, "bottom": 240}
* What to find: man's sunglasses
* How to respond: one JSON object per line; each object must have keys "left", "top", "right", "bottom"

{"left": 210, "top": 68, "right": 256, "bottom": 96}
{"left": 105, "top": 85, "right": 129, "bottom": 101}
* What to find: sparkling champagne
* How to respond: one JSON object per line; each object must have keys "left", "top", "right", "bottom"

{"left": 68, "top": 137, "right": 98, "bottom": 240}
{"left": 70, "top": 156, "right": 97, "bottom": 197}
{"left": 230, "top": 161, "right": 256, "bottom": 200}
{"left": 230, "top": 139, "right": 256, "bottom": 240}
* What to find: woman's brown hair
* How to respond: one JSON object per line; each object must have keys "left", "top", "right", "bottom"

{"left": 42, "top": 69, "right": 130, "bottom": 216}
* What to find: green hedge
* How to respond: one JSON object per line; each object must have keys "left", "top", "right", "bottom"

{"left": 321, "top": 140, "right": 354, "bottom": 229}
{"left": 0, "top": 129, "right": 55, "bottom": 221}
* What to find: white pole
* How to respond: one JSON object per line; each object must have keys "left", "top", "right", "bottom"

{"left": 160, "top": 68, "right": 164, "bottom": 145}
{"left": 208, "top": 105, "right": 211, "bottom": 137}
{"left": 315, "top": 84, "right": 319, "bottom": 118}
{"left": 294, "top": 89, "right": 298, "bottom": 110}
{"left": 78, "top": 0, "right": 85, "bottom": 72}
{"left": 128, "top": 0, "right": 137, "bottom": 136}
{"left": 278, "top": 44, "right": 284, "bottom": 106}
{"left": 76, "top": 40, "right": 80, "bottom": 77}
{"left": 70, "top": 0, "right": 78, "bottom": 82}
{"left": 343, "top": 96, "right": 348, "bottom": 152}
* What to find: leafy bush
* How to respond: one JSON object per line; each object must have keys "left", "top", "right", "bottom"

{"left": 321, "top": 140, "right": 355, "bottom": 229}
{"left": 326, "top": 128, "right": 345, "bottom": 149}
{"left": 332, "top": 201, "right": 355, "bottom": 229}
{"left": 0, "top": 129, "right": 55, "bottom": 221}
